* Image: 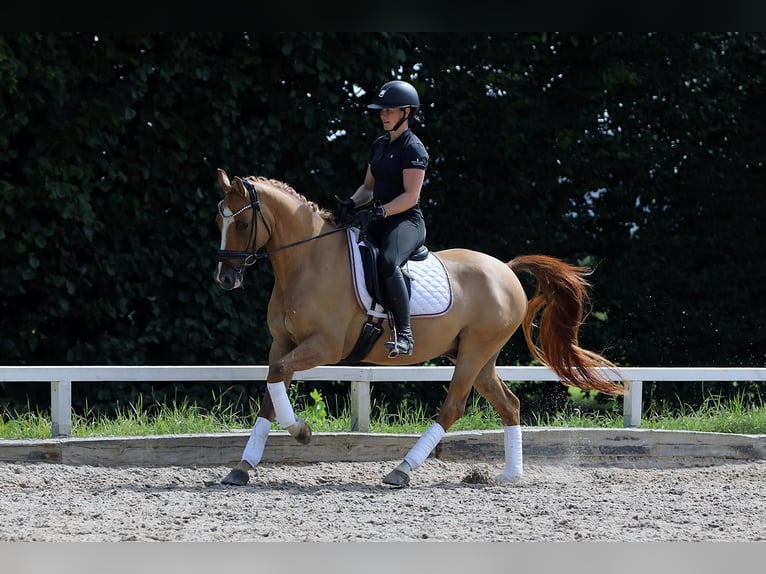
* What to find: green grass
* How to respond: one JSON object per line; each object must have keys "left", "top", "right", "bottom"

{"left": 1, "top": 390, "right": 765, "bottom": 439}
{"left": 641, "top": 392, "right": 766, "bottom": 434}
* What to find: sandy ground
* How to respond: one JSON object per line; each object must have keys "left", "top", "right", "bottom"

{"left": 1, "top": 458, "right": 765, "bottom": 542}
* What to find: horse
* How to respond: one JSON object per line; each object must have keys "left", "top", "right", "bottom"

{"left": 213, "top": 169, "right": 625, "bottom": 487}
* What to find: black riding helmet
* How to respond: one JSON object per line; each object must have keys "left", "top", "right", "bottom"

{"left": 367, "top": 80, "right": 420, "bottom": 112}
{"left": 367, "top": 80, "right": 420, "bottom": 132}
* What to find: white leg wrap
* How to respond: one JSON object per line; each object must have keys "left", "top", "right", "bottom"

{"left": 242, "top": 416, "right": 271, "bottom": 468}
{"left": 267, "top": 382, "right": 297, "bottom": 429}
{"left": 403, "top": 422, "right": 445, "bottom": 471}
{"left": 497, "top": 424, "right": 523, "bottom": 482}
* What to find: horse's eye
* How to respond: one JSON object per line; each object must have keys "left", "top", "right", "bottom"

{"left": 236, "top": 220, "right": 249, "bottom": 231}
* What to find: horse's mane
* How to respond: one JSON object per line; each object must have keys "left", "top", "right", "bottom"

{"left": 246, "top": 176, "right": 336, "bottom": 223}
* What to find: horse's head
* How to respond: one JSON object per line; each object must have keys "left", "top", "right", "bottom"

{"left": 213, "top": 169, "right": 271, "bottom": 290}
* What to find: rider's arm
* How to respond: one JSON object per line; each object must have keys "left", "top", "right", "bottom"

{"left": 350, "top": 164, "right": 375, "bottom": 207}
{"left": 381, "top": 168, "right": 424, "bottom": 217}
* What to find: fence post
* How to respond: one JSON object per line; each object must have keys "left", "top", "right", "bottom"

{"left": 623, "top": 380, "right": 643, "bottom": 427}
{"left": 51, "top": 380, "right": 72, "bottom": 437}
{"left": 350, "top": 380, "right": 370, "bottom": 432}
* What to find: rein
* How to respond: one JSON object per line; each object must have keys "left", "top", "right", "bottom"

{"left": 217, "top": 178, "right": 347, "bottom": 269}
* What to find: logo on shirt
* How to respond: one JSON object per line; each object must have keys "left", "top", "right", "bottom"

{"left": 410, "top": 157, "right": 428, "bottom": 168}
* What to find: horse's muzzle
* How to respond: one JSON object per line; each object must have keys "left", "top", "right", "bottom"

{"left": 213, "top": 264, "right": 243, "bottom": 291}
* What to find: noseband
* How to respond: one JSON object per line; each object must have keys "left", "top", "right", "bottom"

{"left": 216, "top": 178, "right": 346, "bottom": 275}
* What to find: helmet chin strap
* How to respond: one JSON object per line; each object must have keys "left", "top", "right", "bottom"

{"left": 389, "top": 108, "right": 410, "bottom": 132}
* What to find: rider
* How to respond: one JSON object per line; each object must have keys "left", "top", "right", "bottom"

{"left": 336, "top": 80, "right": 429, "bottom": 357}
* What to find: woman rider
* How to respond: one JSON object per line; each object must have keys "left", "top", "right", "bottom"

{"left": 336, "top": 80, "right": 429, "bottom": 357}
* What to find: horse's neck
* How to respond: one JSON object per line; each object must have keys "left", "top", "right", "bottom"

{"left": 264, "top": 191, "right": 333, "bottom": 283}
{"left": 270, "top": 232, "right": 347, "bottom": 299}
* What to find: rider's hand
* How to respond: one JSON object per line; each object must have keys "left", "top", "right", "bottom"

{"left": 334, "top": 196, "right": 356, "bottom": 225}
{"left": 350, "top": 204, "right": 386, "bottom": 229}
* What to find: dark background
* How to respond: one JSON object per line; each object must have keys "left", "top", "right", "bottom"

{"left": 1, "top": 33, "right": 763, "bottom": 422}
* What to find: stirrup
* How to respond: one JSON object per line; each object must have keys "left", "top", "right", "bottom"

{"left": 384, "top": 334, "right": 414, "bottom": 358}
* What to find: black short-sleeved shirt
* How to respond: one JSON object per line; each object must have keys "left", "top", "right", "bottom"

{"left": 369, "top": 129, "right": 429, "bottom": 206}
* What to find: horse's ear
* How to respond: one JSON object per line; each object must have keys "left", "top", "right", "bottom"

{"left": 217, "top": 169, "right": 231, "bottom": 193}
{"left": 232, "top": 176, "right": 248, "bottom": 198}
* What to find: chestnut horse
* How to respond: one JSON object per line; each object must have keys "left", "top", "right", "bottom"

{"left": 213, "top": 169, "right": 625, "bottom": 487}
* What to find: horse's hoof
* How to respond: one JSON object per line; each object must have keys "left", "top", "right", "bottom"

{"left": 382, "top": 468, "right": 410, "bottom": 488}
{"left": 495, "top": 472, "right": 522, "bottom": 484}
{"left": 288, "top": 418, "right": 312, "bottom": 445}
{"left": 221, "top": 468, "right": 250, "bottom": 486}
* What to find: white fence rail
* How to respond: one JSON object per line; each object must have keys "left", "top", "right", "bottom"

{"left": 2, "top": 366, "right": 765, "bottom": 437}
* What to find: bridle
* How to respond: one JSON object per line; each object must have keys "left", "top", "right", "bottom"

{"left": 216, "top": 178, "right": 346, "bottom": 275}
{"left": 217, "top": 178, "right": 270, "bottom": 270}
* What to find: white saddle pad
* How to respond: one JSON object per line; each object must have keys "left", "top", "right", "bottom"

{"left": 346, "top": 228, "right": 453, "bottom": 319}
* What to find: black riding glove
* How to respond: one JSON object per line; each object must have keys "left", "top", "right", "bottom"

{"left": 334, "top": 196, "right": 356, "bottom": 225}
{"left": 351, "top": 204, "right": 386, "bottom": 229}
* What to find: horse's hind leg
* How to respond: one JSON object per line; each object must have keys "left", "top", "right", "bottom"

{"left": 382, "top": 353, "right": 483, "bottom": 488}
{"left": 473, "top": 359, "right": 523, "bottom": 482}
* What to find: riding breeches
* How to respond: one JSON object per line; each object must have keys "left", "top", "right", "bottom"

{"left": 367, "top": 210, "right": 426, "bottom": 280}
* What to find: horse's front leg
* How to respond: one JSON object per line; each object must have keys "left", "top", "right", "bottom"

{"left": 264, "top": 331, "right": 342, "bottom": 442}
{"left": 265, "top": 370, "right": 312, "bottom": 445}
{"left": 221, "top": 385, "right": 283, "bottom": 486}
{"left": 222, "top": 334, "right": 340, "bottom": 486}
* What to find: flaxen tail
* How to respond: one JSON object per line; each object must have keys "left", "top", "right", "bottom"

{"left": 508, "top": 254, "right": 625, "bottom": 395}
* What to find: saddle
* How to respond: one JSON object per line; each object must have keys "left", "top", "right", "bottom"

{"left": 341, "top": 228, "right": 452, "bottom": 364}
{"left": 358, "top": 237, "right": 430, "bottom": 308}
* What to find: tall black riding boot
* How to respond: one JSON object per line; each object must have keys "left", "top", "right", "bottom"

{"left": 383, "top": 272, "right": 414, "bottom": 357}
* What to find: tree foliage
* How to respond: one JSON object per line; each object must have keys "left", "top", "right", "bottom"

{"left": 1, "top": 33, "right": 763, "bottom": 415}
